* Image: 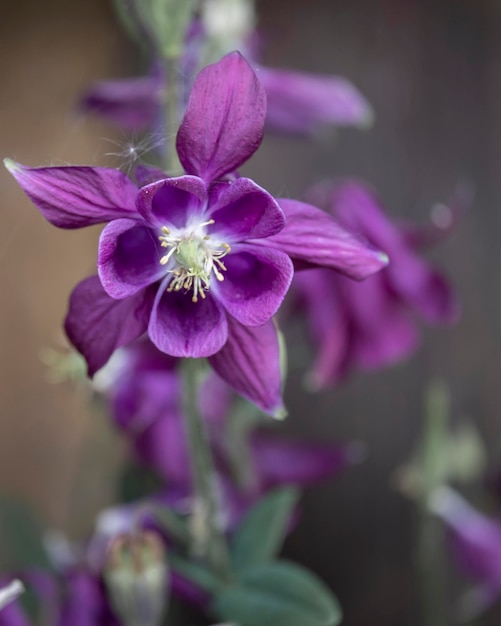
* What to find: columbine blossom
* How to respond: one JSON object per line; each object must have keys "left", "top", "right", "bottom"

{"left": 6, "top": 53, "right": 387, "bottom": 415}
{"left": 430, "top": 486, "right": 501, "bottom": 620}
{"left": 293, "top": 181, "right": 459, "bottom": 390}
{"left": 96, "top": 338, "right": 360, "bottom": 508}
{"left": 81, "top": 7, "right": 372, "bottom": 137}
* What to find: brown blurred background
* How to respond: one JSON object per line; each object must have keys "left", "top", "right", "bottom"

{"left": 1, "top": 1, "right": 501, "bottom": 624}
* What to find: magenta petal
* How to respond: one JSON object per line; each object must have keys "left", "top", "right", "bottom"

{"left": 258, "top": 199, "right": 388, "bottom": 280}
{"left": 136, "top": 175, "right": 207, "bottom": 229}
{"left": 208, "top": 178, "right": 284, "bottom": 241}
{"left": 80, "top": 74, "right": 162, "bottom": 129}
{"left": 214, "top": 244, "right": 293, "bottom": 326}
{"left": 149, "top": 289, "right": 228, "bottom": 357}
{"left": 293, "top": 270, "right": 350, "bottom": 389}
{"left": 346, "top": 276, "right": 420, "bottom": 370}
{"left": 388, "top": 258, "right": 459, "bottom": 324}
{"left": 4, "top": 161, "right": 138, "bottom": 228}
{"left": 259, "top": 66, "right": 373, "bottom": 135}
{"left": 64, "top": 276, "right": 154, "bottom": 376}
{"left": 134, "top": 413, "right": 190, "bottom": 487}
{"left": 251, "top": 435, "right": 359, "bottom": 488}
{"left": 135, "top": 164, "right": 169, "bottom": 187}
{"left": 208, "top": 317, "right": 285, "bottom": 417}
{"left": 176, "top": 52, "right": 266, "bottom": 181}
{"left": 98, "top": 219, "right": 164, "bottom": 298}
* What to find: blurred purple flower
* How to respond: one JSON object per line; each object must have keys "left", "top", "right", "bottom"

{"left": 430, "top": 486, "right": 501, "bottom": 620}
{"left": 6, "top": 54, "right": 386, "bottom": 416}
{"left": 294, "top": 181, "right": 459, "bottom": 389}
{"left": 98, "top": 341, "right": 361, "bottom": 529}
{"left": 0, "top": 569, "right": 115, "bottom": 626}
{"left": 81, "top": 22, "right": 372, "bottom": 137}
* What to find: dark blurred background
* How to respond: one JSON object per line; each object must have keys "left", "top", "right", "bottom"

{"left": 1, "top": 1, "right": 501, "bottom": 624}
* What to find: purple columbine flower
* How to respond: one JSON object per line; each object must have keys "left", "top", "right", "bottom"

{"left": 6, "top": 53, "right": 387, "bottom": 415}
{"left": 80, "top": 21, "right": 373, "bottom": 138}
{"left": 292, "top": 180, "right": 459, "bottom": 390}
{"left": 96, "top": 339, "right": 361, "bottom": 526}
{"left": 430, "top": 486, "right": 501, "bottom": 620}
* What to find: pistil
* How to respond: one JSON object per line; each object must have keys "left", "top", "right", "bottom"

{"left": 158, "top": 221, "right": 231, "bottom": 302}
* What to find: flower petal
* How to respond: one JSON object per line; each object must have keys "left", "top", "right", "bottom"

{"left": 135, "top": 164, "right": 168, "bottom": 187}
{"left": 251, "top": 435, "right": 361, "bottom": 489}
{"left": 65, "top": 276, "right": 153, "bottom": 376}
{"left": 136, "top": 175, "right": 207, "bottom": 229}
{"left": 98, "top": 219, "right": 164, "bottom": 298}
{"left": 80, "top": 74, "right": 162, "bottom": 129}
{"left": 176, "top": 52, "right": 266, "bottom": 181}
{"left": 292, "top": 269, "right": 350, "bottom": 390}
{"left": 149, "top": 288, "right": 228, "bottom": 357}
{"left": 345, "top": 274, "right": 420, "bottom": 370}
{"left": 134, "top": 414, "right": 191, "bottom": 487}
{"left": 208, "top": 316, "right": 285, "bottom": 417}
{"left": 214, "top": 244, "right": 293, "bottom": 326}
{"left": 259, "top": 66, "right": 373, "bottom": 135}
{"left": 254, "top": 199, "right": 388, "bottom": 280}
{"left": 207, "top": 178, "right": 284, "bottom": 241}
{"left": 4, "top": 161, "right": 138, "bottom": 228}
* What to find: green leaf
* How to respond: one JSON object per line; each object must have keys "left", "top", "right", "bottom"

{"left": 213, "top": 560, "right": 342, "bottom": 626}
{"left": 169, "top": 553, "right": 223, "bottom": 594}
{"left": 0, "top": 497, "right": 51, "bottom": 571}
{"left": 230, "top": 487, "right": 299, "bottom": 572}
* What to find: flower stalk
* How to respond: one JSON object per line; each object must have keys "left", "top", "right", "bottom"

{"left": 164, "top": 55, "right": 182, "bottom": 174}
{"left": 181, "top": 358, "right": 232, "bottom": 580}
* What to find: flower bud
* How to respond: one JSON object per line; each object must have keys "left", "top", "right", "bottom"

{"left": 104, "top": 531, "right": 168, "bottom": 626}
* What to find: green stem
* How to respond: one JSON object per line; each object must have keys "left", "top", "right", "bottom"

{"left": 416, "top": 382, "right": 449, "bottom": 626}
{"left": 181, "top": 359, "right": 231, "bottom": 580}
{"left": 164, "top": 56, "right": 182, "bottom": 174}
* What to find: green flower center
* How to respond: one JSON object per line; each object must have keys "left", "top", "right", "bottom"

{"left": 158, "top": 220, "right": 231, "bottom": 303}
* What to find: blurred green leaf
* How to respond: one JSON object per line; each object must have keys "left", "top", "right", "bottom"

{"left": 213, "top": 560, "right": 342, "bottom": 626}
{"left": 230, "top": 487, "right": 299, "bottom": 572}
{"left": 169, "top": 553, "right": 223, "bottom": 594}
{"left": 0, "top": 497, "right": 51, "bottom": 571}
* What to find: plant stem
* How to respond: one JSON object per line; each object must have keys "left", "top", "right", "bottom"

{"left": 164, "top": 56, "right": 182, "bottom": 174}
{"left": 416, "top": 382, "right": 449, "bottom": 626}
{"left": 181, "top": 359, "right": 231, "bottom": 580}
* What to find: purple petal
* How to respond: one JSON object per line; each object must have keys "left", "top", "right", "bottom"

{"left": 149, "top": 289, "right": 228, "bottom": 357}
{"left": 251, "top": 435, "right": 361, "bottom": 489}
{"left": 176, "top": 52, "right": 266, "bottom": 181}
{"left": 80, "top": 74, "right": 162, "bottom": 129}
{"left": 345, "top": 274, "right": 420, "bottom": 370}
{"left": 0, "top": 601, "right": 30, "bottom": 626}
{"left": 430, "top": 487, "right": 501, "bottom": 587}
{"left": 98, "top": 219, "right": 164, "bottom": 298}
{"left": 134, "top": 413, "right": 191, "bottom": 487}
{"left": 4, "top": 161, "right": 138, "bottom": 228}
{"left": 135, "top": 164, "right": 168, "bottom": 187}
{"left": 259, "top": 66, "right": 373, "bottom": 135}
{"left": 315, "top": 181, "right": 459, "bottom": 323}
{"left": 255, "top": 199, "right": 388, "bottom": 280}
{"left": 214, "top": 244, "right": 293, "bottom": 326}
{"left": 387, "top": 258, "right": 459, "bottom": 324}
{"left": 208, "top": 316, "right": 285, "bottom": 417}
{"left": 292, "top": 269, "right": 350, "bottom": 389}
{"left": 136, "top": 176, "right": 207, "bottom": 229}
{"left": 207, "top": 178, "right": 285, "bottom": 241}
{"left": 198, "top": 373, "right": 233, "bottom": 423}
{"left": 64, "top": 276, "right": 154, "bottom": 376}
{"left": 111, "top": 369, "right": 180, "bottom": 433}
{"left": 58, "top": 570, "right": 105, "bottom": 626}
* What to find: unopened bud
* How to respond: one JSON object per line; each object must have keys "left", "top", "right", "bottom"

{"left": 104, "top": 531, "right": 168, "bottom": 626}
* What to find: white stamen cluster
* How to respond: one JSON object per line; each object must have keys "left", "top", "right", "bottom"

{"left": 158, "top": 219, "right": 231, "bottom": 303}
